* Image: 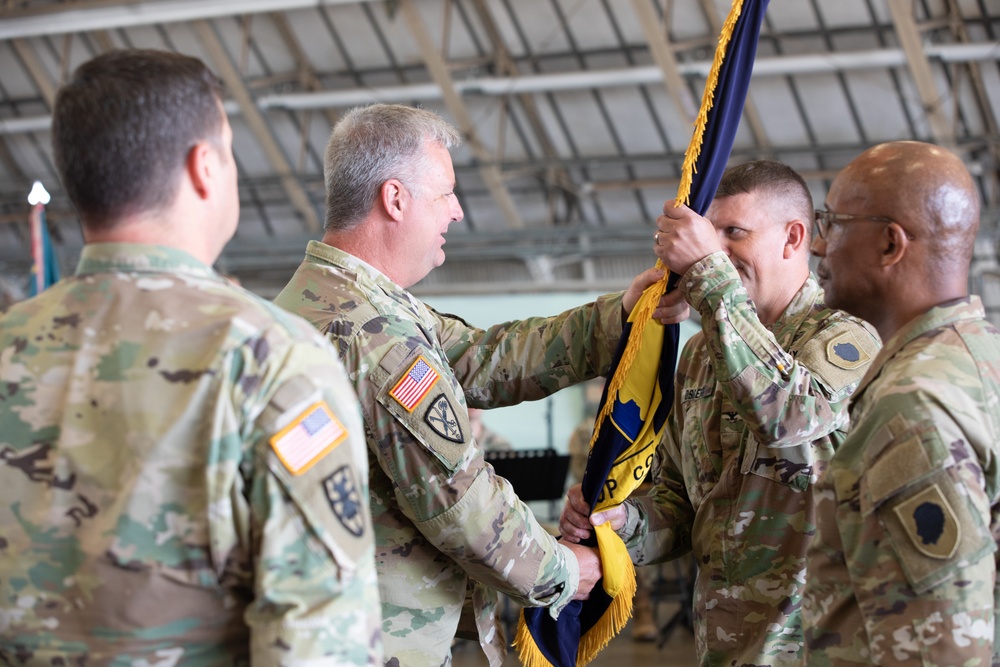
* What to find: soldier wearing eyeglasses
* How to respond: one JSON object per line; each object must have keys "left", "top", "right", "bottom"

{"left": 560, "top": 160, "right": 881, "bottom": 667}
{"left": 804, "top": 140, "right": 1000, "bottom": 665}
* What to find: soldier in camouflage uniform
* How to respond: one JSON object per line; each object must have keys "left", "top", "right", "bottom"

{"left": 561, "top": 160, "right": 881, "bottom": 667}
{"left": 804, "top": 141, "right": 1000, "bottom": 665}
{"left": 0, "top": 50, "right": 381, "bottom": 665}
{"left": 274, "top": 103, "right": 674, "bottom": 666}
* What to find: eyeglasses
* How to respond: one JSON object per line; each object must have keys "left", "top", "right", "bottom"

{"left": 813, "top": 209, "right": 895, "bottom": 240}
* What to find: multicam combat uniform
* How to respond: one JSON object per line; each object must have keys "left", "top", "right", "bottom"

{"left": 803, "top": 297, "right": 1000, "bottom": 666}
{"left": 0, "top": 244, "right": 381, "bottom": 665}
{"left": 274, "top": 241, "right": 625, "bottom": 666}
{"left": 615, "top": 253, "right": 880, "bottom": 667}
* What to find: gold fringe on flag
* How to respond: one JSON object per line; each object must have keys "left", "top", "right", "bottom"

{"left": 514, "top": 2, "right": 746, "bottom": 665}
{"left": 514, "top": 557, "right": 637, "bottom": 667}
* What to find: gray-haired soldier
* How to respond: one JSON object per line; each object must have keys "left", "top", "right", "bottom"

{"left": 274, "top": 103, "right": 675, "bottom": 666}
{"left": 0, "top": 50, "right": 381, "bottom": 665}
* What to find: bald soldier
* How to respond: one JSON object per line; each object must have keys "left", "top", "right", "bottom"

{"left": 0, "top": 50, "right": 380, "bottom": 664}
{"left": 803, "top": 141, "right": 1000, "bottom": 664}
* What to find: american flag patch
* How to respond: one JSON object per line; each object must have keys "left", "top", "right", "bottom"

{"left": 389, "top": 356, "right": 440, "bottom": 412}
{"left": 270, "top": 402, "right": 347, "bottom": 475}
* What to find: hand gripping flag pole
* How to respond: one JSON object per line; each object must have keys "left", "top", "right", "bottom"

{"left": 515, "top": 1, "right": 770, "bottom": 664}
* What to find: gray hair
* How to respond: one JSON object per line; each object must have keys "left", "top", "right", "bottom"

{"left": 323, "top": 104, "right": 461, "bottom": 231}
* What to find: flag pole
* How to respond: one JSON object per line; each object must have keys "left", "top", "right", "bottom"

{"left": 27, "top": 180, "right": 54, "bottom": 296}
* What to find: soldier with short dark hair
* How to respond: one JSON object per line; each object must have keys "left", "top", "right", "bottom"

{"left": 0, "top": 49, "right": 381, "bottom": 665}
{"left": 561, "top": 160, "right": 881, "bottom": 667}
{"left": 804, "top": 140, "right": 1000, "bottom": 665}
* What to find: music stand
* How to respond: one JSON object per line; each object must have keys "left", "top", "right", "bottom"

{"left": 484, "top": 448, "right": 570, "bottom": 516}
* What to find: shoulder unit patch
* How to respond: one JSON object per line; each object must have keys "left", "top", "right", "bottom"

{"left": 424, "top": 394, "right": 465, "bottom": 443}
{"left": 322, "top": 465, "right": 365, "bottom": 537}
{"left": 893, "top": 483, "right": 961, "bottom": 560}
{"left": 826, "top": 330, "right": 874, "bottom": 370}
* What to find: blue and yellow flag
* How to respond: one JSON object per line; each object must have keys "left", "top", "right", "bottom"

{"left": 29, "top": 202, "right": 60, "bottom": 296}
{"left": 516, "top": 1, "right": 770, "bottom": 664}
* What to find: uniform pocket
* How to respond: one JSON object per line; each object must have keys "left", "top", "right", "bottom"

{"left": 876, "top": 468, "right": 994, "bottom": 594}
{"left": 741, "top": 431, "right": 831, "bottom": 492}
{"left": 862, "top": 419, "right": 995, "bottom": 595}
{"left": 255, "top": 375, "right": 372, "bottom": 579}
{"left": 374, "top": 348, "right": 472, "bottom": 474}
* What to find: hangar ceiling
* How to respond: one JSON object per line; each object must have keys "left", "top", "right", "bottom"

{"left": 0, "top": 0, "right": 997, "bottom": 298}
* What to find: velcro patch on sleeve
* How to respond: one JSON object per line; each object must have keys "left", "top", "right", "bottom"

{"left": 799, "top": 320, "right": 880, "bottom": 394}
{"left": 389, "top": 355, "right": 439, "bottom": 411}
{"left": 864, "top": 432, "right": 932, "bottom": 511}
{"left": 879, "top": 468, "right": 995, "bottom": 593}
{"left": 270, "top": 401, "right": 347, "bottom": 475}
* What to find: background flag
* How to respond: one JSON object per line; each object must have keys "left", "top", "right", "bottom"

{"left": 515, "top": 1, "right": 771, "bottom": 665}
{"left": 28, "top": 181, "right": 60, "bottom": 296}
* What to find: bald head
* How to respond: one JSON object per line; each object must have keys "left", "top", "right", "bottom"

{"left": 833, "top": 141, "right": 980, "bottom": 269}
{"left": 814, "top": 141, "right": 982, "bottom": 339}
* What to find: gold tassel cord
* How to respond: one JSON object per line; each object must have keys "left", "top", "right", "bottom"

{"left": 514, "top": 611, "right": 551, "bottom": 667}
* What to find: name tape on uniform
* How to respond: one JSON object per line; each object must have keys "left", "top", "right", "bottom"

{"left": 389, "top": 356, "right": 439, "bottom": 412}
{"left": 270, "top": 401, "right": 347, "bottom": 475}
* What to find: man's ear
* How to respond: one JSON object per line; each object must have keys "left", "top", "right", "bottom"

{"left": 380, "top": 179, "right": 407, "bottom": 222}
{"left": 880, "top": 222, "right": 910, "bottom": 267}
{"left": 783, "top": 218, "right": 808, "bottom": 259}
{"left": 185, "top": 141, "right": 216, "bottom": 200}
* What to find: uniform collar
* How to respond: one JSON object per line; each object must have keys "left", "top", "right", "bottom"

{"left": 769, "top": 272, "right": 825, "bottom": 349}
{"left": 75, "top": 243, "right": 219, "bottom": 280}
{"left": 852, "top": 296, "right": 984, "bottom": 401}
{"left": 304, "top": 240, "right": 428, "bottom": 319}
{"left": 304, "top": 240, "right": 400, "bottom": 292}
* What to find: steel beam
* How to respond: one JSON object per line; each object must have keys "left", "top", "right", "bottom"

{"left": 194, "top": 19, "right": 320, "bottom": 231}
{"left": 398, "top": 0, "right": 524, "bottom": 228}
{"left": 887, "top": 0, "right": 955, "bottom": 146}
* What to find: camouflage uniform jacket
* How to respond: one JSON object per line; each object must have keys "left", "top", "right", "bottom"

{"left": 0, "top": 243, "right": 381, "bottom": 666}
{"left": 274, "top": 241, "right": 625, "bottom": 667}
{"left": 803, "top": 297, "right": 1000, "bottom": 666}
{"left": 616, "top": 252, "right": 880, "bottom": 667}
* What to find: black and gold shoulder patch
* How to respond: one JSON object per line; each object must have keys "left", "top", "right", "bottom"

{"left": 322, "top": 465, "right": 365, "bottom": 538}
{"left": 893, "top": 483, "right": 960, "bottom": 559}
{"left": 424, "top": 394, "right": 464, "bottom": 443}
